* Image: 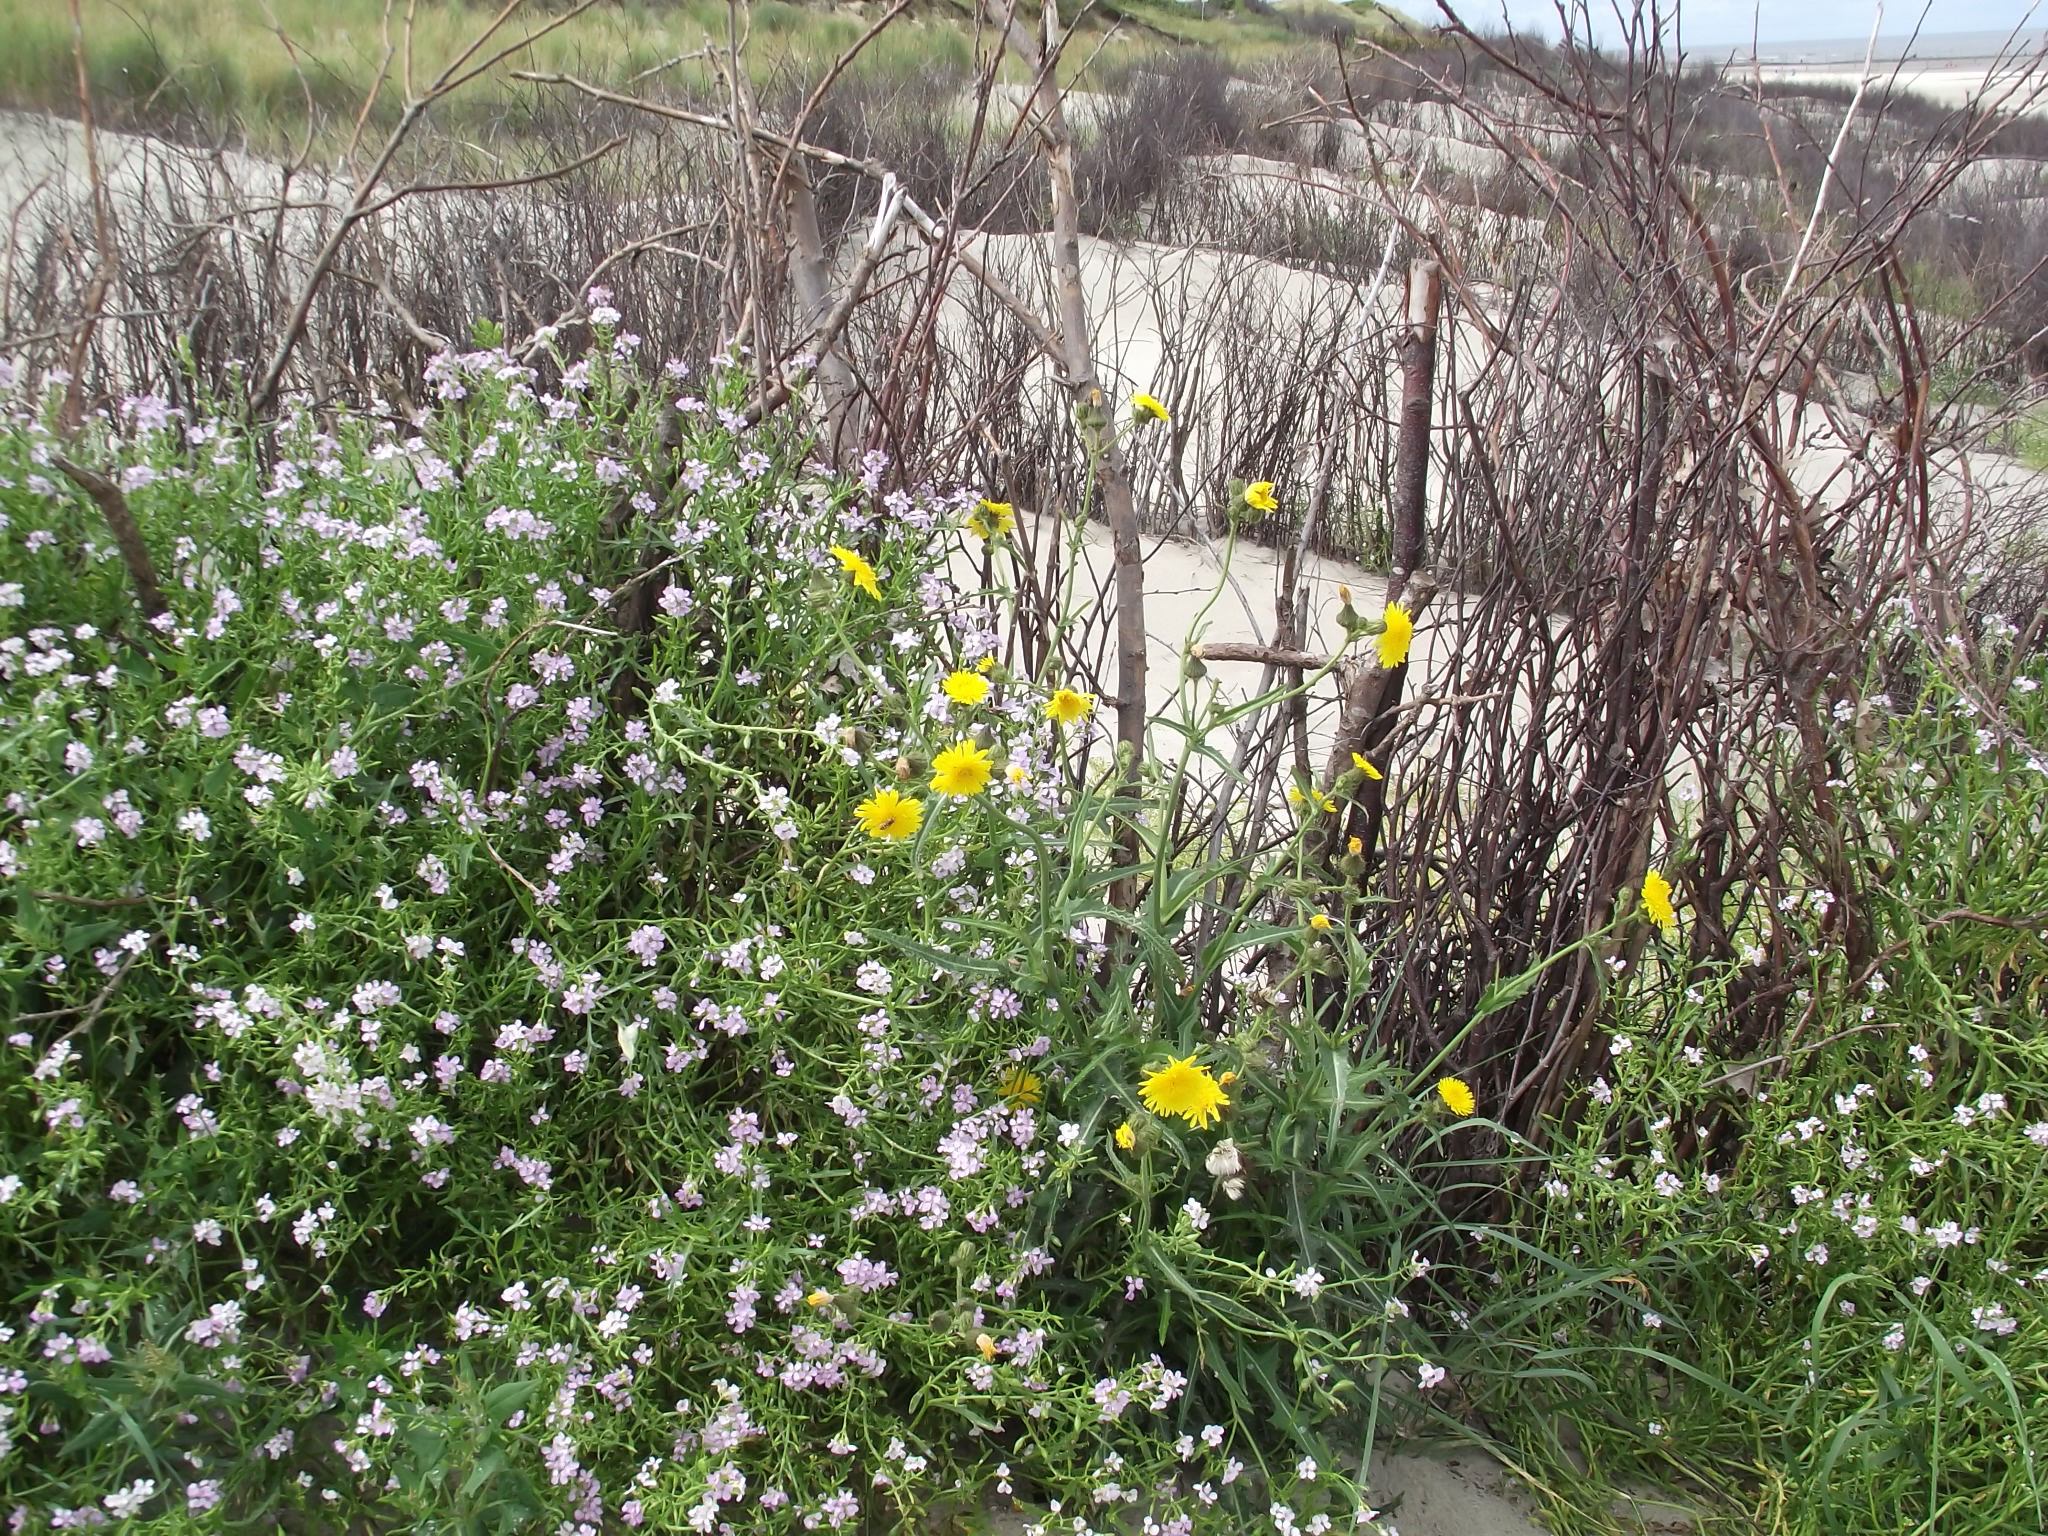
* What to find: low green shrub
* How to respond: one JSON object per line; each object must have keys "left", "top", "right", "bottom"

{"left": 10, "top": 316, "right": 2044, "bottom": 1536}
{"left": 0, "top": 335, "right": 1472, "bottom": 1533}
{"left": 1466, "top": 645, "right": 2048, "bottom": 1535}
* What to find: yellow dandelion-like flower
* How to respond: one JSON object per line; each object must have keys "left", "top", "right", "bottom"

{"left": 1310, "top": 787, "right": 1337, "bottom": 814}
{"left": 1351, "top": 751, "right": 1383, "bottom": 782}
{"left": 1642, "top": 869, "right": 1677, "bottom": 936}
{"left": 1347, "top": 835, "right": 1363, "bottom": 855}
{"left": 853, "top": 787, "right": 922, "bottom": 841}
{"left": 1287, "top": 785, "right": 1307, "bottom": 807}
{"left": 1437, "top": 1076, "right": 1477, "bottom": 1117}
{"left": 806, "top": 1290, "right": 833, "bottom": 1308}
{"left": 1045, "top": 687, "right": 1095, "bottom": 727}
{"left": 829, "top": 544, "right": 881, "bottom": 600}
{"left": 1377, "top": 603, "right": 1413, "bottom": 670}
{"left": 943, "top": 669, "right": 990, "bottom": 707}
{"left": 1113, "top": 1120, "right": 1136, "bottom": 1151}
{"left": 966, "top": 499, "right": 1016, "bottom": 540}
{"left": 976, "top": 1333, "right": 998, "bottom": 1361}
{"left": 1245, "top": 480, "right": 1279, "bottom": 515}
{"left": 998, "top": 1065, "right": 1043, "bottom": 1108}
{"left": 1132, "top": 393, "right": 1170, "bottom": 424}
{"left": 930, "top": 740, "right": 992, "bottom": 799}
{"left": 1138, "top": 1054, "right": 1231, "bottom": 1131}
{"left": 1308, "top": 913, "right": 1333, "bottom": 931}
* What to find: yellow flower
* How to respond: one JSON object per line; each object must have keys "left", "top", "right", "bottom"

{"left": 930, "top": 740, "right": 992, "bottom": 799}
{"left": 1348, "top": 835, "right": 1363, "bottom": 855}
{"left": 1244, "top": 480, "right": 1279, "bottom": 514}
{"left": 1642, "top": 869, "right": 1677, "bottom": 936}
{"left": 1045, "top": 687, "right": 1095, "bottom": 727}
{"left": 1377, "top": 602, "right": 1413, "bottom": 670}
{"left": 853, "top": 787, "right": 922, "bottom": 841}
{"left": 806, "top": 1290, "right": 833, "bottom": 1308}
{"left": 1308, "top": 913, "right": 1333, "bottom": 931}
{"left": 976, "top": 1333, "right": 998, "bottom": 1361}
{"left": 1132, "top": 392, "right": 1170, "bottom": 423}
{"left": 1138, "top": 1054, "right": 1230, "bottom": 1130}
{"left": 1351, "top": 751, "right": 1383, "bottom": 782}
{"left": 998, "top": 1065, "right": 1043, "bottom": 1108}
{"left": 1437, "top": 1076, "right": 1477, "bottom": 1117}
{"left": 1113, "top": 1120, "right": 1136, "bottom": 1151}
{"left": 1311, "top": 787, "right": 1337, "bottom": 814}
{"left": 829, "top": 544, "right": 881, "bottom": 600}
{"left": 966, "top": 499, "right": 1015, "bottom": 540}
{"left": 943, "top": 669, "right": 991, "bottom": 707}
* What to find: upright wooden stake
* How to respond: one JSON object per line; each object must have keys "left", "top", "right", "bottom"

{"left": 1387, "top": 260, "right": 1442, "bottom": 607}
{"left": 1319, "top": 260, "right": 1441, "bottom": 867}
{"left": 982, "top": 0, "right": 1149, "bottom": 909}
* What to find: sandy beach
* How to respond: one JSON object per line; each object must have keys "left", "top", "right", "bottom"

{"left": 1710, "top": 27, "right": 2048, "bottom": 112}
{"left": 1745, "top": 60, "right": 2046, "bottom": 111}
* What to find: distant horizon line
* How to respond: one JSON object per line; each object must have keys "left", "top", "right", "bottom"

{"left": 1687, "top": 27, "right": 2046, "bottom": 59}
{"left": 1443, "top": 24, "right": 2045, "bottom": 62}
{"left": 1338, "top": 9, "right": 2048, "bottom": 58}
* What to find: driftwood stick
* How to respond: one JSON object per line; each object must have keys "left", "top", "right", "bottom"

{"left": 1194, "top": 643, "right": 1334, "bottom": 671}
{"left": 44, "top": 948, "right": 145, "bottom": 1043}
{"left": 28, "top": 890, "right": 154, "bottom": 908}
{"left": 743, "top": 178, "right": 908, "bottom": 430}
{"left": 53, "top": 456, "right": 168, "bottom": 618}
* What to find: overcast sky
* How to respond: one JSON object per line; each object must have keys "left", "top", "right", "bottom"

{"left": 1459, "top": 2, "right": 2040, "bottom": 46}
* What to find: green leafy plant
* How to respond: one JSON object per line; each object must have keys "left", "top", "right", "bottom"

{"left": 0, "top": 339, "right": 1473, "bottom": 1533}
{"left": 1463, "top": 637, "right": 2048, "bottom": 1535}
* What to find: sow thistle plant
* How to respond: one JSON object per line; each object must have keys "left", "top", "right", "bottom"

{"left": 963, "top": 499, "right": 1015, "bottom": 542}
{"left": 852, "top": 788, "right": 922, "bottom": 842}
{"left": 1638, "top": 868, "right": 1677, "bottom": 937}
{"left": 1330, "top": 588, "right": 1411, "bottom": 671}
{"left": 940, "top": 668, "right": 991, "bottom": 708}
{"left": 927, "top": 741, "right": 993, "bottom": 800}
{"left": 1044, "top": 688, "right": 1095, "bottom": 729}
{"left": 827, "top": 544, "right": 883, "bottom": 601}
{"left": 0, "top": 335, "right": 1468, "bottom": 1533}
{"left": 1137, "top": 1057, "right": 1231, "bottom": 1132}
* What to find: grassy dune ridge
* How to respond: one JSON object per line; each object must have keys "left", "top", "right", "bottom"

{"left": 0, "top": 0, "right": 1413, "bottom": 154}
